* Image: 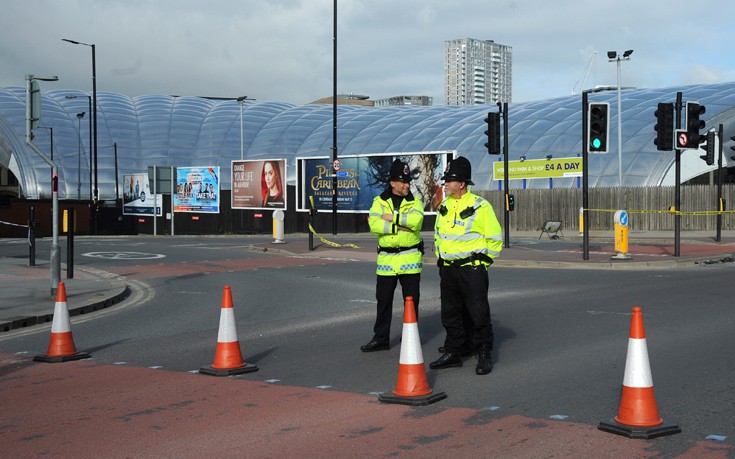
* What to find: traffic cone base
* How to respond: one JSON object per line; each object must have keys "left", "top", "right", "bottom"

{"left": 379, "top": 390, "right": 447, "bottom": 406}
{"left": 599, "top": 307, "right": 679, "bottom": 438}
{"left": 34, "top": 282, "right": 91, "bottom": 363}
{"left": 598, "top": 420, "right": 681, "bottom": 440}
{"left": 199, "top": 286, "right": 259, "bottom": 377}
{"left": 379, "top": 296, "right": 446, "bottom": 406}
{"left": 199, "top": 362, "right": 258, "bottom": 377}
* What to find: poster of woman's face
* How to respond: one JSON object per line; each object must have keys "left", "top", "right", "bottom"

{"left": 231, "top": 159, "right": 287, "bottom": 210}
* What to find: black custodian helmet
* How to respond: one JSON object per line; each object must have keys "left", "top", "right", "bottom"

{"left": 441, "top": 156, "right": 474, "bottom": 185}
{"left": 388, "top": 159, "right": 412, "bottom": 183}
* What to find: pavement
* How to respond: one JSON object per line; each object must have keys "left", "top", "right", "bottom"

{"left": 1, "top": 229, "right": 734, "bottom": 333}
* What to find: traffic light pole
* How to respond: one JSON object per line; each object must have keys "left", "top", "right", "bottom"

{"left": 582, "top": 91, "right": 590, "bottom": 260}
{"left": 331, "top": 0, "right": 338, "bottom": 235}
{"left": 674, "top": 91, "right": 682, "bottom": 257}
{"left": 716, "top": 123, "right": 724, "bottom": 242}
{"left": 499, "top": 102, "right": 510, "bottom": 249}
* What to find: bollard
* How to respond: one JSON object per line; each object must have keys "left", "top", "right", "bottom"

{"left": 578, "top": 206, "right": 584, "bottom": 236}
{"left": 612, "top": 209, "right": 631, "bottom": 260}
{"left": 272, "top": 209, "right": 285, "bottom": 244}
{"left": 66, "top": 207, "right": 75, "bottom": 279}
{"left": 29, "top": 206, "right": 36, "bottom": 267}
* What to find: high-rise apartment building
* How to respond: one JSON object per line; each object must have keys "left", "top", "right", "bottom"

{"left": 444, "top": 38, "right": 512, "bottom": 106}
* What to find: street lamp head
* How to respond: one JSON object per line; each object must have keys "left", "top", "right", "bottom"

{"left": 77, "top": 112, "right": 85, "bottom": 119}
{"left": 607, "top": 51, "right": 617, "bottom": 59}
{"left": 62, "top": 38, "right": 93, "bottom": 47}
{"left": 520, "top": 155, "right": 526, "bottom": 162}
{"left": 546, "top": 155, "right": 553, "bottom": 161}
{"left": 623, "top": 49, "right": 634, "bottom": 58}
{"left": 28, "top": 75, "right": 59, "bottom": 82}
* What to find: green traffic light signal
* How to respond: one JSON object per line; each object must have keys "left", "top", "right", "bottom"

{"left": 587, "top": 102, "right": 609, "bottom": 153}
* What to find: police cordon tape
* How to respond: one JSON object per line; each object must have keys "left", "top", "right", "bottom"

{"left": 307, "top": 195, "right": 360, "bottom": 249}
{"left": 0, "top": 220, "right": 29, "bottom": 228}
{"left": 585, "top": 208, "right": 735, "bottom": 216}
{"left": 307, "top": 222, "right": 361, "bottom": 249}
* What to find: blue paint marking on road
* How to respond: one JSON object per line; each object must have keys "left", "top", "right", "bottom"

{"left": 706, "top": 435, "right": 726, "bottom": 442}
{"left": 549, "top": 414, "right": 568, "bottom": 420}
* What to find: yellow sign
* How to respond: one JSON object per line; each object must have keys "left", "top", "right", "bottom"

{"left": 493, "top": 157, "right": 583, "bottom": 180}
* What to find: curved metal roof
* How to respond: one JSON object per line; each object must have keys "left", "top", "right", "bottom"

{"left": 1, "top": 82, "right": 734, "bottom": 200}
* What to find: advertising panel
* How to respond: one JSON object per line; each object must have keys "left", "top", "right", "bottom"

{"left": 493, "top": 157, "right": 583, "bottom": 181}
{"left": 298, "top": 151, "right": 451, "bottom": 213}
{"left": 122, "top": 173, "right": 162, "bottom": 216}
{"left": 173, "top": 166, "right": 220, "bottom": 213}
{"left": 231, "top": 159, "right": 287, "bottom": 210}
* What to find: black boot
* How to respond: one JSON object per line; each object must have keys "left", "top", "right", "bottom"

{"left": 429, "top": 352, "right": 462, "bottom": 369}
{"left": 476, "top": 345, "right": 493, "bottom": 375}
{"left": 360, "top": 339, "right": 389, "bottom": 352}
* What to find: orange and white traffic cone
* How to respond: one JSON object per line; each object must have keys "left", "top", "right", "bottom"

{"left": 599, "top": 306, "right": 680, "bottom": 439}
{"left": 379, "top": 296, "right": 446, "bottom": 406}
{"left": 34, "top": 282, "right": 91, "bottom": 363}
{"left": 199, "top": 286, "right": 258, "bottom": 376}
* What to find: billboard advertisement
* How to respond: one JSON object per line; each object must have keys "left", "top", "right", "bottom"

{"left": 493, "top": 157, "right": 583, "bottom": 180}
{"left": 122, "top": 173, "right": 162, "bottom": 216}
{"left": 231, "top": 159, "right": 287, "bottom": 210}
{"left": 173, "top": 166, "right": 220, "bottom": 213}
{"left": 298, "top": 151, "right": 451, "bottom": 213}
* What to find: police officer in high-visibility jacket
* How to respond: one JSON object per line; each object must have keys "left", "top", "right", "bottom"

{"left": 430, "top": 156, "right": 503, "bottom": 375}
{"left": 360, "top": 159, "right": 424, "bottom": 352}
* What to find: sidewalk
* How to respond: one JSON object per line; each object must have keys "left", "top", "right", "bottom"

{"left": 1, "top": 230, "right": 734, "bottom": 333}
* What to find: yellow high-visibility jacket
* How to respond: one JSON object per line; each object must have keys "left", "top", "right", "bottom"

{"left": 368, "top": 189, "right": 424, "bottom": 276}
{"left": 434, "top": 190, "right": 503, "bottom": 267}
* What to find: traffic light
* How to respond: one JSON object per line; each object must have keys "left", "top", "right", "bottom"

{"left": 685, "top": 101, "right": 706, "bottom": 145}
{"left": 587, "top": 102, "right": 609, "bottom": 153}
{"left": 506, "top": 193, "right": 515, "bottom": 212}
{"left": 653, "top": 102, "right": 674, "bottom": 151}
{"left": 699, "top": 130, "right": 716, "bottom": 165}
{"left": 484, "top": 112, "right": 501, "bottom": 154}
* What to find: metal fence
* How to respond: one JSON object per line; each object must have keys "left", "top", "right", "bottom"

{"left": 476, "top": 184, "right": 735, "bottom": 232}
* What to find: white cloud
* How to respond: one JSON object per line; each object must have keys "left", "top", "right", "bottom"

{"left": 1, "top": 0, "right": 735, "bottom": 105}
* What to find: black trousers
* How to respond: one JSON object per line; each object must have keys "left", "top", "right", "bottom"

{"left": 372, "top": 273, "right": 420, "bottom": 341}
{"left": 439, "top": 265, "right": 493, "bottom": 353}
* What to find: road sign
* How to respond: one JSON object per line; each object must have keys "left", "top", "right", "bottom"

{"left": 332, "top": 159, "right": 342, "bottom": 172}
{"left": 675, "top": 129, "right": 698, "bottom": 150}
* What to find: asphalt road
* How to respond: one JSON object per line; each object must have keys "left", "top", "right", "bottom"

{"left": 1, "top": 235, "right": 733, "bottom": 457}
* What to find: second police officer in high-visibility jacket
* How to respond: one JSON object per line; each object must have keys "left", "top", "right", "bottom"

{"left": 360, "top": 159, "right": 424, "bottom": 352}
{"left": 430, "top": 156, "right": 503, "bottom": 375}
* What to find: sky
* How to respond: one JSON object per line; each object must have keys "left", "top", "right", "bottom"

{"left": 2, "top": 0, "right": 735, "bottom": 106}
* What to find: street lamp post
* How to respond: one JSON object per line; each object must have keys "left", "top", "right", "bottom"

{"left": 62, "top": 38, "right": 98, "bottom": 233}
{"left": 76, "top": 112, "right": 85, "bottom": 200}
{"left": 25, "top": 74, "right": 61, "bottom": 295}
{"left": 238, "top": 96, "right": 246, "bottom": 160}
{"left": 237, "top": 96, "right": 250, "bottom": 160}
{"left": 66, "top": 95, "right": 93, "bottom": 201}
{"left": 608, "top": 49, "right": 633, "bottom": 187}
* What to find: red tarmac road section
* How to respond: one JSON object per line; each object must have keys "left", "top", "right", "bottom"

{"left": 1, "top": 354, "right": 731, "bottom": 458}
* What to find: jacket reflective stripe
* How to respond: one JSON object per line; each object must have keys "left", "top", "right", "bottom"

{"left": 434, "top": 191, "right": 503, "bottom": 266}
